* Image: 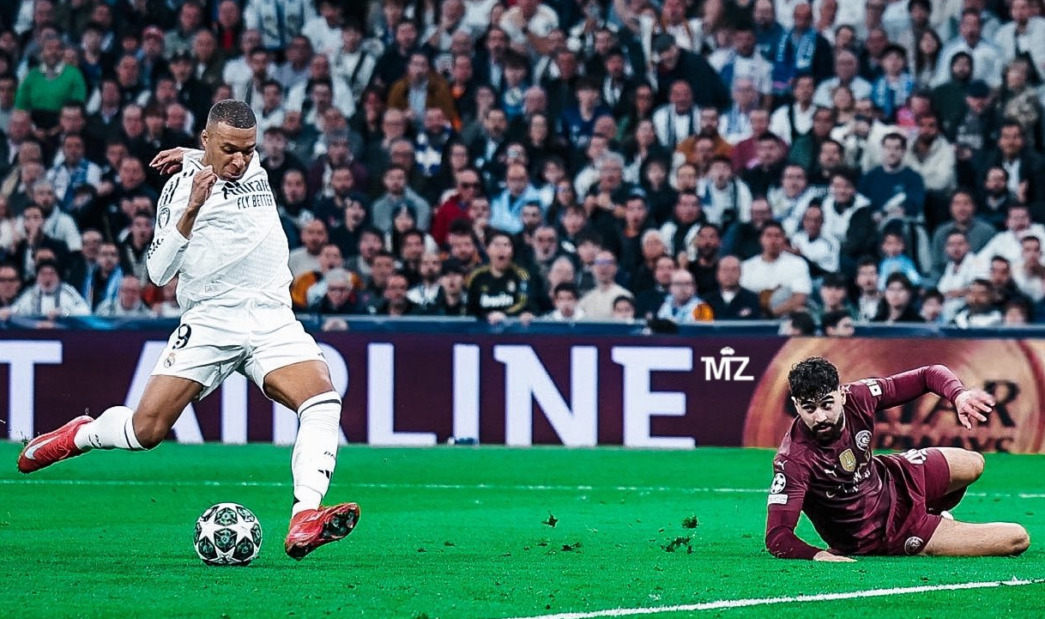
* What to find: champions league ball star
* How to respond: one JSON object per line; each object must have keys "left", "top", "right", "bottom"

{"left": 194, "top": 503, "right": 263, "bottom": 566}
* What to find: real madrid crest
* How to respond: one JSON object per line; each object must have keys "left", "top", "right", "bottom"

{"left": 839, "top": 449, "right": 857, "bottom": 472}
{"left": 164, "top": 353, "right": 176, "bottom": 368}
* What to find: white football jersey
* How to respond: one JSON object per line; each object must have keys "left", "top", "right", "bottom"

{"left": 147, "top": 149, "right": 292, "bottom": 310}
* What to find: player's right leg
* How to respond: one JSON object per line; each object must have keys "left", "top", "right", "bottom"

{"left": 922, "top": 518, "right": 1030, "bottom": 557}
{"left": 17, "top": 375, "right": 202, "bottom": 473}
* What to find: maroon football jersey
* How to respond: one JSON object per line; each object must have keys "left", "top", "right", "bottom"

{"left": 765, "top": 366, "right": 964, "bottom": 558}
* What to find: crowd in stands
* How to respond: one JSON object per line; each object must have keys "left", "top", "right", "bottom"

{"left": 0, "top": 0, "right": 1044, "bottom": 332}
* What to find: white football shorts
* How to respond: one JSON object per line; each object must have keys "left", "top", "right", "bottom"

{"left": 151, "top": 300, "right": 326, "bottom": 399}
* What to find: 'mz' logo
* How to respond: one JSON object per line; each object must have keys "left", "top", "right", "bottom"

{"left": 700, "top": 346, "right": 754, "bottom": 382}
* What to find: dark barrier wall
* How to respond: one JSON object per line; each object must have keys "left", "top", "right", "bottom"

{"left": 1, "top": 333, "right": 1042, "bottom": 452}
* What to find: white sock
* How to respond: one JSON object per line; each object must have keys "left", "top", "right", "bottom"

{"left": 73, "top": 406, "right": 145, "bottom": 451}
{"left": 290, "top": 392, "right": 342, "bottom": 516}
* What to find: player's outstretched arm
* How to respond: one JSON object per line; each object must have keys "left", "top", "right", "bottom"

{"left": 871, "top": 365, "right": 966, "bottom": 410}
{"left": 150, "top": 147, "right": 205, "bottom": 175}
{"left": 766, "top": 508, "right": 841, "bottom": 560}
{"left": 147, "top": 166, "right": 218, "bottom": 285}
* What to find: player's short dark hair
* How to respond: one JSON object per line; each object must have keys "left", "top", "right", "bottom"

{"left": 207, "top": 99, "right": 257, "bottom": 130}
{"left": 788, "top": 357, "right": 840, "bottom": 402}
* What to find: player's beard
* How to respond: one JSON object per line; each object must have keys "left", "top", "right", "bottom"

{"left": 811, "top": 416, "right": 844, "bottom": 444}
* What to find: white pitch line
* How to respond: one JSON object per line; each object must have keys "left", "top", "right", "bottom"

{"left": 494, "top": 578, "right": 1045, "bottom": 619}
{"left": 1, "top": 479, "right": 1045, "bottom": 500}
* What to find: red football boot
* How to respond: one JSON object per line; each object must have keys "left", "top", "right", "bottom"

{"left": 17, "top": 415, "right": 93, "bottom": 474}
{"left": 284, "top": 502, "right": 360, "bottom": 560}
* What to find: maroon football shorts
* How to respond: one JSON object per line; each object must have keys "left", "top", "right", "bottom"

{"left": 875, "top": 447, "right": 952, "bottom": 555}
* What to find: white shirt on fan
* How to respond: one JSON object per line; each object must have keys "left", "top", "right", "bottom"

{"left": 147, "top": 149, "right": 292, "bottom": 311}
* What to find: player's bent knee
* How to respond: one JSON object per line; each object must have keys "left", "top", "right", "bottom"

{"left": 132, "top": 416, "right": 170, "bottom": 450}
{"left": 968, "top": 450, "right": 985, "bottom": 479}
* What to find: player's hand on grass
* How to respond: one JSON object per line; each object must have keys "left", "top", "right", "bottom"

{"left": 954, "top": 389, "right": 994, "bottom": 429}
{"left": 813, "top": 551, "right": 855, "bottom": 562}
{"left": 189, "top": 166, "right": 218, "bottom": 210}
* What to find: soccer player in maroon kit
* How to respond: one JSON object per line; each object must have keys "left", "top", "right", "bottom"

{"left": 766, "top": 357, "right": 1030, "bottom": 561}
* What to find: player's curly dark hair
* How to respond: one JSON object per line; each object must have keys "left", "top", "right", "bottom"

{"left": 788, "top": 357, "right": 840, "bottom": 402}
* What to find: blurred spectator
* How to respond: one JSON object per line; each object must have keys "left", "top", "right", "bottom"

{"left": 14, "top": 33, "right": 86, "bottom": 126}
{"left": 377, "top": 272, "right": 417, "bottom": 316}
{"left": 545, "top": 281, "right": 584, "bottom": 322}
{"left": 929, "top": 190, "right": 996, "bottom": 280}
{"left": 858, "top": 132, "right": 925, "bottom": 218}
{"left": 920, "top": 288, "right": 945, "bottom": 324}
{"left": 8, "top": 258, "right": 90, "bottom": 319}
{"left": 790, "top": 203, "right": 840, "bottom": 276}
{"left": 12, "top": 203, "right": 68, "bottom": 280}
{"left": 95, "top": 274, "right": 150, "bottom": 317}
{"left": 771, "top": 164, "right": 817, "bottom": 237}
{"left": 741, "top": 221, "right": 811, "bottom": 317}
{"left": 0, "top": 195, "right": 18, "bottom": 254}
{"left": 0, "top": 263, "right": 22, "bottom": 314}
{"left": 778, "top": 310, "right": 816, "bottom": 336}
{"left": 822, "top": 309, "right": 855, "bottom": 336}
{"left": 685, "top": 223, "right": 722, "bottom": 296}
{"left": 118, "top": 211, "right": 153, "bottom": 284}
{"left": 878, "top": 230, "right": 922, "bottom": 289}
{"left": 741, "top": 134, "right": 787, "bottom": 198}
{"left": 723, "top": 195, "right": 774, "bottom": 260}
{"left": 1003, "top": 297, "right": 1032, "bottom": 326}
{"left": 372, "top": 165, "right": 431, "bottom": 234}
{"left": 952, "top": 278, "right": 1003, "bottom": 327}
{"left": 288, "top": 219, "right": 328, "bottom": 278}
{"left": 47, "top": 133, "right": 101, "bottom": 211}
{"left": 388, "top": 52, "right": 458, "bottom": 129}
{"left": 357, "top": 250, "right": 396, "bottom": 314}
{"left": 813, "top": 272, "right": 855, "bottom": 319}
{"left": 291, "top": 242, "right": 346, "bottom": 311}
{"left": 770, "top": 74, "right": 817, "bottom": 145}
{"left": 872, "top": 272, "right": 923, "bottom": 323}
{"left": 578, "top": 250, "right": 632, "bottom": 319}
{"left": 313, "top": 267, "right": 357, "bottom": 315}
{"left": 490, "top": 163, "right": 541, "bottom": 234}
{"left": 989, "top": 255, "right": 1028, "bottom": 310}
{"left": 976, "top": 204, "right": 1045, "bottom": 271}
{"left": 466, "top": 230, "right": 534, "bottom": 324}
{"left": 984, "top": 121, "right": 1045, "bottom": 217}
{"left": 80, "top": 240, "right": 123, "bottom": 311}
{"left": 656, "top": 268, "right": 713, "bottom": 323}
{"left": 1013, "top": 235, "right": 1045, "bottom": 303}
{"left": 611, "top": 295, "right": 636, "bottom": 322}
{"left": 934, "top": 10, "right": 1003, "bottom": 89}
{"left": 814, "top": 49, "right": 872, "bottom": 108}
{"left": 658, "top": 192, "right": 704, "bottom": 259}
{"left": 937, "top": 230, "right": 977, "bottom": 322}
{"left": 705, "top": 255, "right": 762, "bottom": 320}
{"left": 854, "top": 257, "right": 883, "bottom": 322}
{"left": 634, "top": 254, "right": 674, "bottom": 319}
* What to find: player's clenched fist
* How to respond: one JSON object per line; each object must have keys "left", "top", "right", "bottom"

{"left": 189, "top": 166, "right": 218, "bottom": 210}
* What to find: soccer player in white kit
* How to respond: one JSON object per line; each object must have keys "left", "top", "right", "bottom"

{"left": 18, "top": 100, "right": 359, "bottom": 560}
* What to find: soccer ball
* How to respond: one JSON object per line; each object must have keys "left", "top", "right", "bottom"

{"left": 194, "top": 503, "right": 263, "bottom": 566}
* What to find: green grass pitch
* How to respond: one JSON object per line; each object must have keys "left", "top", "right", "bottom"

{"left": 1, "top": 443, "right": 1042, "bottom": 618}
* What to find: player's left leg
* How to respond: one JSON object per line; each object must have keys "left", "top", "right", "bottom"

{"left": 262, "top": 359, "right": 359, "bottom": 559}
{"left": 928, "top": 447, "right": 985, "bottom": 514}
{"left": 922, "top": 518, "right": 1030, "bottom": 557}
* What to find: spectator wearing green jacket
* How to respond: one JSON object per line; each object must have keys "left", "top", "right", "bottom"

{"left": 14, "top": 33, "right": 86, "bottom": 128}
